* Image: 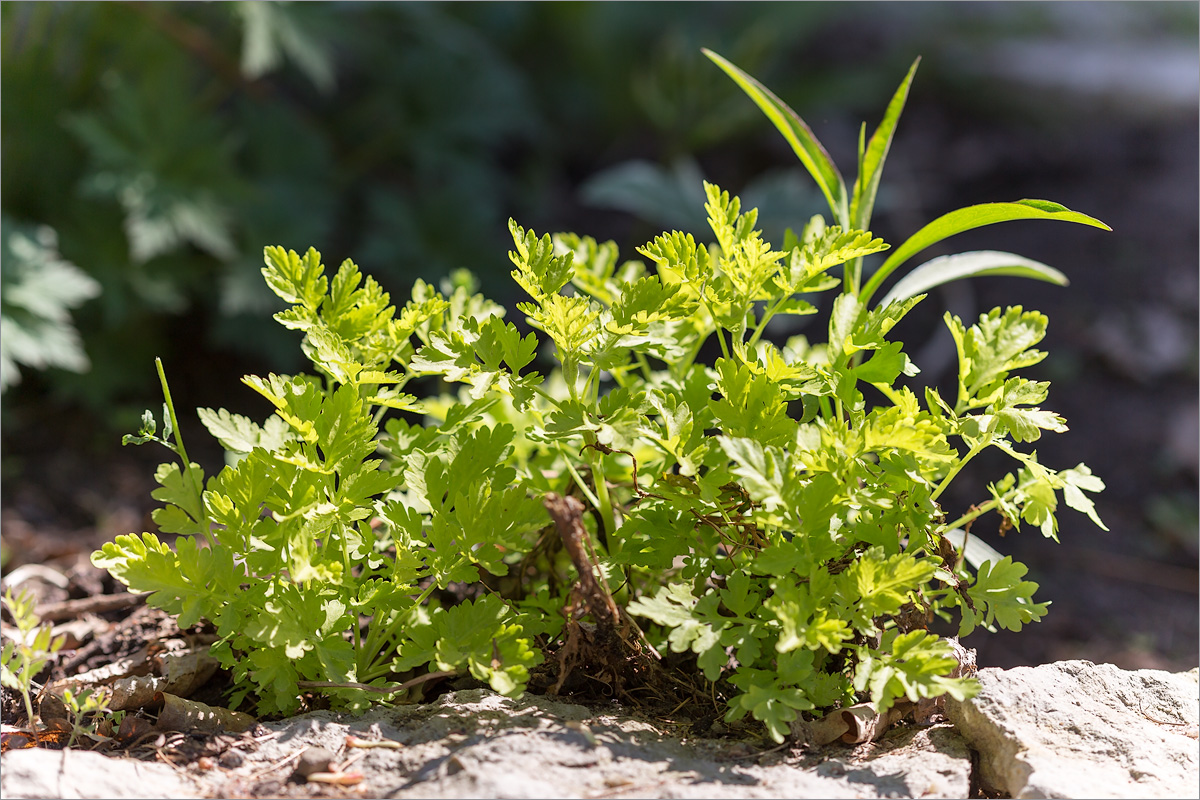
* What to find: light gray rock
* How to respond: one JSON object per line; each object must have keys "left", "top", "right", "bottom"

{"left": 221, "top": 688, "right": 973, "bottom": 799}
{"left": 0, "top": 745, "right": 203, "bottom": 799}
{"left": 945, "top": 660, "right": 1200, "bottom": 799}
{"left": 4, "top": 662, "right": 1195, "bottom": 799}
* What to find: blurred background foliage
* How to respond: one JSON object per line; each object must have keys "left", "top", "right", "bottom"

{"left": 2, "top": 1, "right": 1197, "bottom": 670}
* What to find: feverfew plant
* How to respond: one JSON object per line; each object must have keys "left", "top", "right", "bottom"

{"left": 94, "top": 51, "right": 1109, "bottom": 741}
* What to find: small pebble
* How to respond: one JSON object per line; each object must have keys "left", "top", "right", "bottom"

{"left": 292, "top": 747, "right": 337, "bottom": 781}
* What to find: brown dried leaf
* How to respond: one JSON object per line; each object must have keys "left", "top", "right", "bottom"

{"left": 792, "top": 701, "right": 912, "bottom": 745}
{"left": 48, "top": 645, "right": 219, "bottom": 712}
{"left": 154, "top": 692, "right": 255, "bottom": 734}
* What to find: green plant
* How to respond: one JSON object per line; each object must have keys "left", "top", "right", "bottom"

{"left": 93, "top": 52, "right": 1108, "bottom": 741}
{"left": 1, "top": 587, "right": 66, "bottom": 733}
{"left": 58, "top": 686, "right": 114, "bottom": 748}
{"left": 0, "top": 586, "right": 117, "bottom": 745}
{"left": 0, "top": 217, "right": 101, "bottom": 392}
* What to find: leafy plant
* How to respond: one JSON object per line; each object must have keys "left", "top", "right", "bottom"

{"left": 94, "top": 52, "right": 1108, "bottom": 742}
{"left": 0, "top": 217, "right": 101, "bottom": 392}
{"left": 1, "top": 586, "right": 66, "bottom": 733}
{"left": 58, "top": 686, "right": 115, "bottom": 748}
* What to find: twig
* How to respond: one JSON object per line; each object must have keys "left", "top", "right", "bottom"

{"left": 296, "top": 670, "right": 456, "bottom": 696}
{"left": 345, "top": 734, "right": 403, "bottom": 750}
{"left": 1139, "top": 701, "right": 1200, "bottom": 738}
{"left": 34, "top": 592, "right": 150, "bottom": 622}
{"left": 247, "top": 748, "right": 304, "bottom": 781}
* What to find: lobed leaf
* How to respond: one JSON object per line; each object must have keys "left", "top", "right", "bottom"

{"left": 960, "top": 556, "right": 1049, "bottom": 636}
{"left": 508, "top": 219, "right": 574, "bottom": 299}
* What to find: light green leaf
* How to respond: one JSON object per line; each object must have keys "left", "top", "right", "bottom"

{"left": 703, "top": 49, "right": 848, "bottom": 226}
{"left": 626, "top": 583, "right": 700, "bottom": 628}
{"left": 719, "top": 436, "right": 788, "bottom": 512}
{"left": 851, "top": 341, "right": 914, "bottom": 386}
{"left": 150, "top": 461, "right": 208, "bottom": 536}
{"left": 948, "top": 306, "right": 1050, "bottom": 410}
{"left": 508, "top": 220, "right": 574, "bottom": 299}
{"left": 768, "top": 577, "right": 851, "bottom": 655}
{"left": 861, "top": 201, "right": 1109, "bottom": 306}
{"left": 878, "top": 250, "right": 1069, "bottom": 308}
{"left": 850, "top": 57, "right": 919, "bottom": 232}
{"left": 263, "top": 246, "right": 326, "bottom": 309}
{"left": 709, "top": 358, "right": 796, "bottom": 447}
{"left": 961, "top": 556, "right": 1049, "bottom": 635}
{"left": 198, "top": 407, "right": 292, "bottom": 454}
{"left": 842, "top": 548, "right": 936, "bottom": 629}
{"left": 991, "top": 406, "right": 1068, "bottom": 443}
{"left": 1060, "top": 464, "right": 1108, "bottom": 531}
{"left": 727, "top": 680, "right": 813, "bottom": 744}
{"left": 855, "top": 630, "right": 980, "bottom": 713}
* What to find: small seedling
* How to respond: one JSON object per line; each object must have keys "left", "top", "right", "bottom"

{"left": 1, "top": 587, "right": 65, "bottom": 735}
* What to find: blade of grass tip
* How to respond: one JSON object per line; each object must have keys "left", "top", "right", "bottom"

{"left": 850, "top": 56, "right": 920, "bottom": 233}
{"left": 877, "top": 250, "right": 1068, "bottom": 308}
{"left": 702, "top": 48, "right": 848, "bottom": 228}
{"left": 860, "top": 200, "right": 1110, "bottom": 307}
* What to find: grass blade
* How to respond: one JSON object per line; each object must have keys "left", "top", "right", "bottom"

{"left": 703, "top": 48, "right": 848, "bottom": 227}
{"left": 851, "top": 57, "right": 920, "bottom": 232}
{"left": 860, "top": 200, "right": 1110, "bottom": 306}
{"left": 877, "top": 250, "right": 1068, "bottom": 307}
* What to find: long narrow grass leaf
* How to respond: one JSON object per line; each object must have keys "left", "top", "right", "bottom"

{"left": 860, "top": 200, "right": 1110, "bottom": 306}
{"left": 703, "top": 48, "right": 848, "bottom": 227}
{"left": 851, "top": 57, "right": 920, "bottom": 232}
{"left": 877, "top": 250, "right": 1068, "bottom": 307}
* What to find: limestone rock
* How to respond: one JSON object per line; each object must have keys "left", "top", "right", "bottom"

{"left": 224, "top": 689, "right": 974, "bottom": 799}
{"left": 0, "top": 745, "right": 203, "bottom": 799}
{"left": 944, "top": 660, "right": 1199, "bottom": 799}
{"left": 4, "top": 663, "right": 1196, "bottom": 799}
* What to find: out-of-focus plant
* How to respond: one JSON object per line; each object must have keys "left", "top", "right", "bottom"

{"left": 1, "top": 2, "right": 857, "bottom": 427}
{"left": 1, "top": 217, "right": 101, "bottom": 392}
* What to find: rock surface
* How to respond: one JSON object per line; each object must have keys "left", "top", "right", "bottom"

{"left": 0, "top": 745, "right": 203, "bottom": 799}
{"left": 216, "top": 689, "right": 973, "bottom": 799}
{"left": 2, "top": 661, "right": 1196, "bottom": 799}
{"left": 945, "top": 660, "right": 1200, "bottom": 799}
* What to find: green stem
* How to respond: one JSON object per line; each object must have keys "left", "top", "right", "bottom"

{"left": 713, "top": 325, "right": 730, "bottom": 361}
{"left": 337, "top": 519, "right": 353, "bottom": 576}
{"left": 819, "top": 395, "right": 834, "bottom": 421}
{"left": 845, "top": 255, "right": 863, "bottom": 297}
{"left": 156, "top": 358, "right": 214, "bottom": 548}
{"left": 944, "top": 499, "right": 998, "bottom": 534}
{"left": 558, "top": 445, "right": 602, "bottom": 510}
{"left": 361, "top": 574, "right": 450, "bottom": 680}
{"left": 747, "top": 296, "right": 789, "bottom": 348}
{"left": 943, "top": 468, "right": 1040, "bottom": 532}
{"left": 156, "top": 358, "right": 190, "bottom": 467}
{"left": 533, "top": 383, "right": 565, "bottom": 411}
{"left": 679, "top": 331, "right": 710, "bottom": 380}
{"left": 634, "top": 351, "right": 654, "bottom": 383}
{"left": 563, "top": 355, "right": 581, "bottom": 404}
{"left": 931, "top": 437, "right": 990, "bottom": 502}
{"left": 587, "top": 444, "right": 619, "bottom": 555}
